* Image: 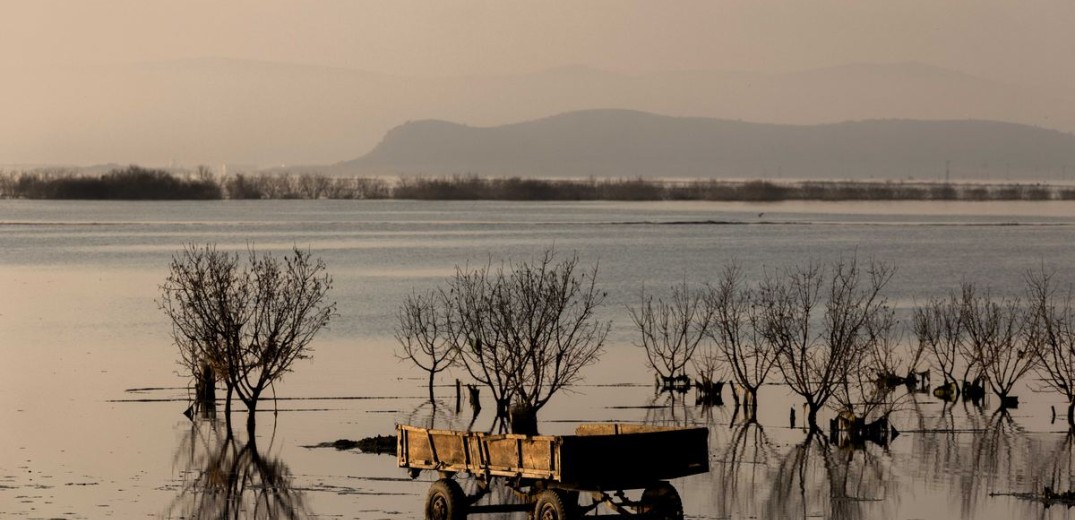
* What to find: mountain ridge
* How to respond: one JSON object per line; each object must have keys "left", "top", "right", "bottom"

{"left": 6, "top": 59, "right": 1075, "bottom": 166}
{"left": 337, "top": 110, "right": 1075, "bottom": 181}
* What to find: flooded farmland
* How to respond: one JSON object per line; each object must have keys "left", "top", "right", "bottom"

{"left": 3, "top": 199, "right": 1075, "bottom": 519}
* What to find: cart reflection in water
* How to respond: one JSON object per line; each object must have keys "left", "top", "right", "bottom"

{"left": 397, "top": 423, "right": 709, "bottom": 519}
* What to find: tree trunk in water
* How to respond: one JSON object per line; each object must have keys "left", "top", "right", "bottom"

{"left": 196, "top": 364, "right": 216, "bottom": 418}
{"left": 509, "top": 404, "right": 539, "bottom": 435}
{"left": 245, "top": 388, "right": 262, "bottom": 437}
{"left": 428, "top": 372, "right": 435, "bottom": 403}
{"left": 246, "top": 399, "right": 259, "bottom": 436}
{"left": 806, "top": 402, "right": 820, "bottom": 432}
{"left": 1067, "top": 401, "right": 1074, "bottom": 429}
{"left": 745, "top": 388, "right": 759, "bottom": 423}
{"left": 224, "top": 385, "right": 234, "bottom": 432}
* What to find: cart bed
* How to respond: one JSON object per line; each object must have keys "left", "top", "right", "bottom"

{"left": 397, "top": 423, "right": 708, "bottom": 490}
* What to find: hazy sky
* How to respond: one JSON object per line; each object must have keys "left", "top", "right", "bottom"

{"left": 4, "top": 1, "right": 1075, "bottom": 166}
{"left": 3, "top": 1, "right": 1074, "bottom": 84}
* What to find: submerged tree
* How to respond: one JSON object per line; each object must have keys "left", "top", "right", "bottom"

{"left": 914, "top": 293, "right": 965, "bottom": 399}
{"left": 868, "top": 304, "right": 923, "bottom": 387}
{"left": 395, "top": 289, "right": 459, "bottom": 402}
{"left": 960, "top": 283, "right": 1038, "bottom": 405}
{"left": 832, "top": 303, "right": 903, "bottom": 425}
{"left": 442, "top": 250, "right": 609, "bottom": 433}
{"left": 762, "top": 258, "right": 894, "bottom": 431}
{"left": 159, "top": 244, "right": 336, "bottom": 433}
{"left": 1026, "top": 269, "right": 1075, "bottom": 425}
{"left": 629, "top": 282, "right": 716, "bottom": 385}
{"left": 706, "top": 264, "right": 778, "bottom": 414}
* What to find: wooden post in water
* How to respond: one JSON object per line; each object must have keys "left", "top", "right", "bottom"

{"left": 196, "top": 363, "right": 216, "bottom": 419}
{"left": 467, "top": 384, "right": 481, "bottom": 416}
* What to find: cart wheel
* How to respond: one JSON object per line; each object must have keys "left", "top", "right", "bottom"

{"left": 639, "top": 482, "right": 683, "bottom": 520}
{"left": 425, "top": 478, "right": 467, "bottom": 520}
{"left": 534, "top": 489, "right": 576, "bottom": 520}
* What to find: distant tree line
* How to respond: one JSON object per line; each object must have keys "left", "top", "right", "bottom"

{"left": 0, "top": 166, "right": 222, "bottom": 200}
{"left": 3, "top": 167, "right": 1074, "bottom": 201}
{"left": 222, "top": 172, "right": 390, "bottom": 200}
{"left": 394, "top": 176, "right": 1074, "bottom": 202}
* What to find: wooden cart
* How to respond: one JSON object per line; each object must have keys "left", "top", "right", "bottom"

{"left": 397, "top": 423, "right": 709, "bottom": 519}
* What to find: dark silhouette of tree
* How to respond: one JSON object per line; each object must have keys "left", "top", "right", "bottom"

{"left": 629, "top": 282, "right": 715, "bottom": 384}
{"left": 441, "top": 250, "right": 609, "bottom": 433}
{"left": 761, "top": 258, "right": 894, "bottom": 431}
{"left": 1026, "top": 268, "right": 1075, "bottom": 426}
{"left": 832, "top": 303, "right": 904, "bottom": 424}
{"left": 159, "top": 244, "right": 336, "bottom": 434}
{"left": 960, "top": 283, "right": 1038, "bottom": 405}
{"left": 914, "top": 293, "right": 965, "bottom": 398}
{"left": 706, "top": 264, "right": 778, "bottom": 416}
{"left": 395, "top": 289, "right": 460, "bottom": 403}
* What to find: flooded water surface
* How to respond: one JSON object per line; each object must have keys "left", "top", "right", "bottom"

{"left": 3, "top": 199, "right": 1075, "bottom": 519}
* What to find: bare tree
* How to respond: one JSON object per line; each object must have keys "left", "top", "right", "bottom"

{"left": 868, "top": 304, "right": 922, "bottom": 385}
{"left": 762, "top": 258, "right": 894, "bottom": 431}
{"left": 159, "top": 244, "right": 245, "bottom": 421}
{"left": 442, "top": 250, "right": 609, "bottom": 433}
{"left": 1026, "top": 268, "right": 1075, "bottom": 425}
{"left": 629, "top": 282, "right": 715, "bottom": 386}
{"left": 443, "top": 263, "right": 514, "bottom": 420}
{"left": 705, "top": 263, "right": 778, "bottom": 414}
{"left": 832, "top": 303, "right": 904, "bottom": 425}
{"left": 395, "top": 289, "right": 460, "bottom": 403}
{"left": 160, "top": 244, "right": 336, "bottom": 434}
{"left": 961, "top": 283, "right": 1037, "bottom": 406}
{"left": 914, "top": 293, "right": 964, "bottom": 398}
{"left": 691, "top": 342, "right": 726, "bottom": 390}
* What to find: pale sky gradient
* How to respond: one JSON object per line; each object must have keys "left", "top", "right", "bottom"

{"left": 3, "top": 1, "right": 1075, "bottom": 166}
{"left": 3, "top": 1, "right": 1073, "bottom": 84}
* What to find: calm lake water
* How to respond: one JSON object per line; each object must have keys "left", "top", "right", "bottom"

{"left": 3, "top": 199, "right": 1075, "bottom": 519}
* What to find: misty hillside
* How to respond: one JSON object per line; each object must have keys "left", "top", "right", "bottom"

{"left": 5, "top": 59, "right": 1075, "bottom": 167}
{"left": 337, "top": 110, "right": 1075, "bottom": 181}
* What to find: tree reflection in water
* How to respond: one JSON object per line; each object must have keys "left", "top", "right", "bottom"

{"left": 710, "top": 418, "right": 779, "bottom": 518}
{"left": 906, "top": 401, "right": 1057, "bottom": 520}
{"left": 763, "top": 432, "right": 895, "bottom": 520}
{"left": 165, "top": 419, "right": 311, "bottom": 519}
{"left": 1033, "top": 431, "right": 1075, "bottom": 497}
{"left": 957, "top": 410, "right": 1024, "bottom": 519}
{"left": 643, "top": 390, "right": 700, "bottom": 427}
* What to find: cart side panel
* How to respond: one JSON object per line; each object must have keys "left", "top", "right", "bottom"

{"left": 482, "top": 436, "right": 558, "bottom": 478}
{"left": 398, "top": 426, "right": 473, "bottom": 471}
{"left": 521, "top": 438, "right": 556, "bottom": 476}
{"left": 435, "top": 431, "right": 469, "bottom": 467}
{"left": 397, "top": 426, "right": 435, "bottom": 467}
{"left": 558, "top": 427, "right": 709, "bottom": 490}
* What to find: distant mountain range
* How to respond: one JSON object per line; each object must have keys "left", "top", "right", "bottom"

{"left": 335, "top": 110, "right": 1075, "bottom": 181}
{"left": 5, "top": 59, "right": 1075, "bottom": 168}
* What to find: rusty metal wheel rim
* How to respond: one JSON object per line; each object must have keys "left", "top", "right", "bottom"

{"left": 429, "top": 494, "right": 450, "bottom": 520}
{"left": 538, "top": 503, "right": 559, "bottom": 520}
